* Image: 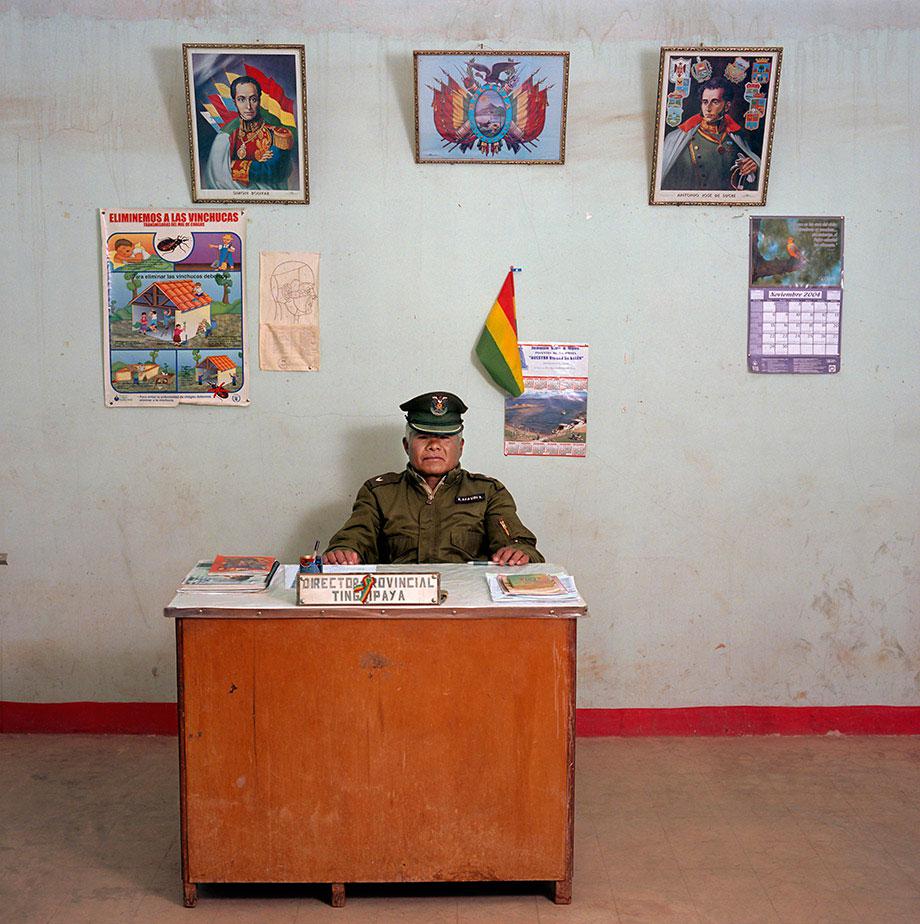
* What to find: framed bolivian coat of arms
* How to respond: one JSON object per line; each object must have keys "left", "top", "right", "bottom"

{"left": 414, "top": 50, "right": 569, "bottom": 164}
{"left": 183, "top": 43, "right": 309, "bottom": 204}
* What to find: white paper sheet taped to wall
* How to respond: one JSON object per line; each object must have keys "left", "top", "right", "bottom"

{"left": 259, "top": 251, "right": 320, "bottom": 371}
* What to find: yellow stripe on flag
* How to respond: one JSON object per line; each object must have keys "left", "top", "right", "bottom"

{"left": 475, "top": 269, "right": 525, "bottom": 397}
{"left": 260, "top": 96, "right": 296, "bottom": 128}
{"left": 485, "top": 302, "right": 520, "bottom": 364}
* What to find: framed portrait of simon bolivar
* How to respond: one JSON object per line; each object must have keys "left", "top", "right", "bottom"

{"left": 183, "top": 44, "right": 309, "bottom": 205}
{"left": 650, "top": 46, "right": 782, "bottom": 206}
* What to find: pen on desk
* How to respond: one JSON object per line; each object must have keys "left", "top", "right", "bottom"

{"left": 300, "top": 540, "right": 323, "bottom": 575}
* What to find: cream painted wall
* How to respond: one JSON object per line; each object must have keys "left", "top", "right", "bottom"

{"left": 1, "top": 1, "right": 918, "bottom": 707}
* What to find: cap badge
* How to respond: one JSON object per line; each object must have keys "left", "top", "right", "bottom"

{"left": 431, "top": 395, "right": 449, "bottom": 416}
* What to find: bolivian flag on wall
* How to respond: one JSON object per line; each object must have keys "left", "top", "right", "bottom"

{"left": 475, "top": 270, "right": 524, "bottom": 397}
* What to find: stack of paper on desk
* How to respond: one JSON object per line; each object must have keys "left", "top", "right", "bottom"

{"left": 178, "top": 559, "right": 280, "bottom": 592}
{"left": 486, "top": 572, "right": 580, "bottom": 603}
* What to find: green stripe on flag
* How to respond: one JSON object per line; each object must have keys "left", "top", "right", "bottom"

{"left": 475, "top": 327, "right": 523, "bottom": 397}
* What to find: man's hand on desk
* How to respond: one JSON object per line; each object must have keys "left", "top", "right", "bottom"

{"left": 491, "top": 546, "right": 531, "bottom": 566}
{"left": 322, "top": 549, "right": 362, "bottom": 565}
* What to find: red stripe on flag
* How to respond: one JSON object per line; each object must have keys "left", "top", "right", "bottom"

{"left": 495, "top": 271, "right": 517, "bottom": 334}
{"left": 208, "top": 93, "right": 235, "bottom": 126}
{"left": 244, "top": 64, "right": 295, "bottom": 116}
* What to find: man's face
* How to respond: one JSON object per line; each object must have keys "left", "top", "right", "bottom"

{"left": 404, "top": 431, "right": 463, "bottom": 478}
{"left": 233, "top": 82, "right": 260, "bottom": 122}
{"left": 700, "top": 88, "right": 728, "bottom": 124}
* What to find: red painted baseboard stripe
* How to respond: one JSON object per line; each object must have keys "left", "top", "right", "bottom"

{"left": 575, "top": 706, "right": 920, "bottom": 737}
{"left": 2, "top": 702, "right": 918, "bottom": 736}
{"left": 0, "top": 701, "right": 178, "bottom": 735}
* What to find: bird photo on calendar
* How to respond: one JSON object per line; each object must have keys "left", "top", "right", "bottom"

{"left": 750, "top": 216, "right": 843, "bottom": 288}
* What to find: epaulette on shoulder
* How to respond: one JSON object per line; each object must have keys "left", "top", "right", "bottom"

{"left": 365, "top": 472, "right": 403, "bottom": 489}
{"left": 466, "top": 471, "right": 503, "bottom": 487}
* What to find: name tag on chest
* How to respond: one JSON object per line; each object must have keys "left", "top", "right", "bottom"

{"left": 455, "top": 493, "right": 485, "bottom": 504}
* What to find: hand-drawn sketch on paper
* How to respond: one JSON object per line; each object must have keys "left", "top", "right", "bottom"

{"left": 504, "top": 343, "right": 588, "bottom": 457}
{"left": 259, "top": 251, "right": 320, "bottom": 371}
{"left": 100, "top": 209, "right": 248, "bottom": 406}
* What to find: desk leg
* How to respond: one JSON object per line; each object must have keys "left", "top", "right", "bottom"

{"left": 176, "top": 620, "right": 197, "bottom": 910}
{"left": 330, "top": 883, "right": 346, "bottom": 907}
{"left": 553, "top": 878, "right": 572, "bottom": 904}
{"left": 553, "top": 618, "right": 577, "bottom": 907}
{"left": 183, "top": 882, "right": 198, "bottom": 907}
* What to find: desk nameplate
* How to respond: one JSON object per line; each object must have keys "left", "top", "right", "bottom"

{"left": 297, "top": 571, "right": 441, "bottom": 606}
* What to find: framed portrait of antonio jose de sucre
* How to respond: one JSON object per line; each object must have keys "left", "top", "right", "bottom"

{"left": 183, "top": 43, "right": 309, "bottom": 205}
{"left": 414, "top": 50, "right": 569, "bottom": 164}
{"left": 650, "top": 46, "right": 782, "bottom": 207}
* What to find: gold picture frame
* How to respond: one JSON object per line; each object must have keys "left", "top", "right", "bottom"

{"left": 183, "top": 43, "right": 309, "bottom": 204}
{"left": 649, "top": 46, "right": 782, "bottom": 206}
{"left": 414, "top": 50, "right": 569, "bottom": 164}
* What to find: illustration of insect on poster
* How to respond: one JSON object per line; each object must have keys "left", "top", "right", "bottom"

{"left": 100, "top": 209, "right": 249, "bottom": 407}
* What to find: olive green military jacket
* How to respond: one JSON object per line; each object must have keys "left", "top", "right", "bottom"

{"left": 326, "top": 466, "right": 544, "bottom": 564}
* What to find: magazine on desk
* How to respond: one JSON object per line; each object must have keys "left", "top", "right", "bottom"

{"left": 209, "top": 555, "right": 278, "bottom": 575}
{"left": 178, "top": 559, "right": 280, "bottom": 592}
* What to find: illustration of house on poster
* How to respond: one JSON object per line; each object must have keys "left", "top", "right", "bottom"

{"left": 129, "top": 280, "right": 212, "bottom": 343}
{"left": 196, "top": 355, "right": 237, "bottom": 387}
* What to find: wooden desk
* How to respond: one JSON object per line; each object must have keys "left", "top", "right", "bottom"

{"left": 165, "top": 563, "right": 586, "bottom": 908}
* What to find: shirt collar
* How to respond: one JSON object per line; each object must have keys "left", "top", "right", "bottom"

{"left": 407, "top": 464, "right": 463, "bottom": 499}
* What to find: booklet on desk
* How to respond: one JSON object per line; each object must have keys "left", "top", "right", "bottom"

{"left": 487, "top": 572, "right": 580, "bottom": 604}
{"left": 498, "top": 573, "right": 567, "bottom": 595}
{"left": 178, "top": 559, "right": 280, "bottom": 592}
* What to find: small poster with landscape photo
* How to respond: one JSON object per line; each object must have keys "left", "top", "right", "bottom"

{"left": 504, "top": 343, "right": 588, "bottom": 458}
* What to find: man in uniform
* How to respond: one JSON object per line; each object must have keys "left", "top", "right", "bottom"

{"left": 323, "top": 392, "right": 543, "bottom": 566}
{"left": 203, "top": 75, "right": 294, "bottom": 191}
{"left": 660, "top": 77, "right": 760, "bottom": 191}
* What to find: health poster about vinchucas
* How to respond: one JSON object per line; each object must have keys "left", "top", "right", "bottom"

{"left": 504, "top": 342, "right": 589, "bottom": 457}
{"left": 100, "top": 209, "right": 248, "bottom": 406}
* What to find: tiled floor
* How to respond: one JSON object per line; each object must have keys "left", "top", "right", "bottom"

{"left": 1, "top": 735, "right": 918, "bottom": 922}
